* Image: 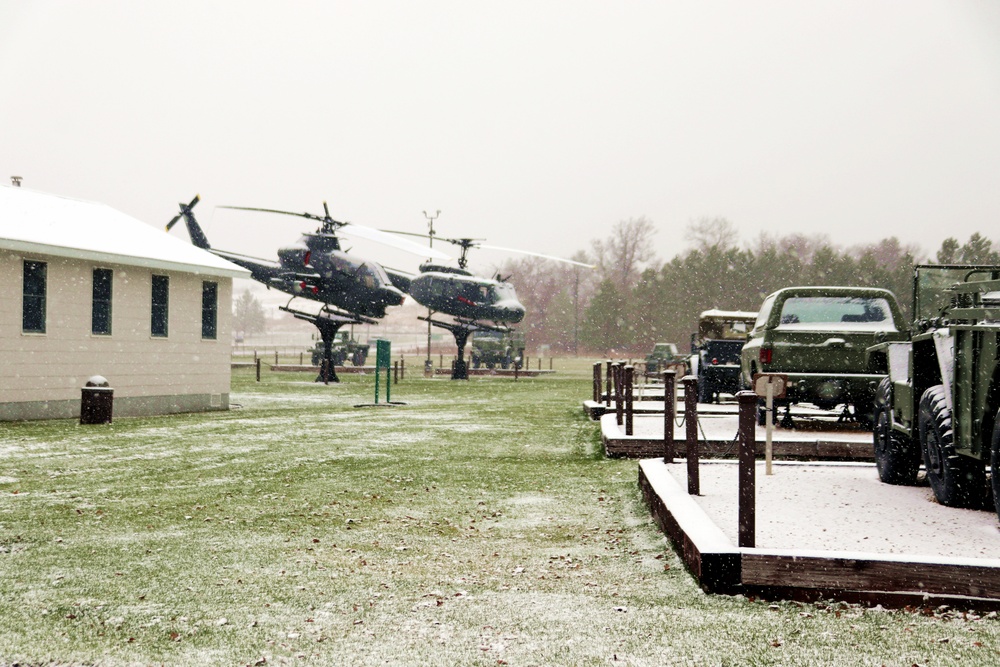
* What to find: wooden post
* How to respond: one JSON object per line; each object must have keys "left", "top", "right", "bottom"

{"left": 299, "top": 352, "right": 303, "bottom": 365}
{"left": 274, "top": 350, "right": 279, "bottom": 365}
{"left": 593, "top": 362, "right": 602, "bottom": 402}
{"left": 662, "top": 370, "right": 676, "bottom": 462}
{"left": 549, "top": 357, "right": 553, "bottom": 370}
{"left": 439, "top": 353, "right": 443, "bottom": 368}
{"left": 624, "top": 365, "right": 634, "bottom": 436}
{"left": 538, "top": 358, "right": 541, "bottom": 371}
{"left": 613, "top": 362, "right": 624, "bottom": 426}
{"left": 514, "top": 362, "right": 519, "bottom": 381}
{"left": 401, "top": 356, "right": 405, "bottom": 380}
{"left": 255, "top": 357, "right": 261, "bottom": 382}
{"left": 605, "top": 360, "right": 613, "bottom": 407}
{"left": 737, "top": 390, "right": 757, "bottom": 548}
{"left": 393, "top": 360, "right": 399, "bottom": 384}
{"left": 683, "top": 375, "right": 698, "bottom": 495}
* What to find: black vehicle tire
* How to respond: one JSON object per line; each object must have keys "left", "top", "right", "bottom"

{"left": 472, "top": 357, "right": 481, "bottom": 369}
{"left": 352, "top": 350, "right": 363, "bottom": 367}
{"left": 991, "top": 408, "right": 1000, "bottom": 521}
{"left": 873, "top": 378, "right": 920, "bottom": 486}
{"left": 697, "top": 379, "right": 713, "bottom": 404}
{"left": 359, "top": 351, "right": 368, "bottom": 366}
{"left": 500, "top": 356, "right": 511, "bottom": 370}
{"left": 334, "top": 351, "right": 347, "bottom": 367}
{"left": 756, "top": 402, "right": 776, "bottom": 427}
{"left": 919, "top": 384, "right": 986, "bottom": 508}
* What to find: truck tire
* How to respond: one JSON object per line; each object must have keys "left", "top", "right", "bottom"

{"left": 472, "top": 356, "right": 481, "bottom": 369}
{"left": 352, "top": 350, "right": 363, "bottom": 366}
{"left": 991, "top": 408, "right": 1000, "bottom": 521}
{"left": 873, "top": 378, "right": 920, "bottom": 486}
{"left": 698, "top": 378, "right": 713, "bottom": 404}
{"left": 990, "top": 410, "right": 1000, "bottom": 517}
{"left": 919, "top": 385, "right": 986, "bottom": 508}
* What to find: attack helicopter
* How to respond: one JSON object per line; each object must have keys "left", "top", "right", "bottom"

{"left": 166, "top": 195, "right": 449, "bottom": 382}
{"left": 384, "top": 230, "right": 592, "bottom": 379}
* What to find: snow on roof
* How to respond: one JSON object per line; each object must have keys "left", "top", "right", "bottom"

{"left": 699, "top": 309, "right": 758, "bottom": 319}
{"left": 0, "top": 185, "right": 249, "bottom": 278}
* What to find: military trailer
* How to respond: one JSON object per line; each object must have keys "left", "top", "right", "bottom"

{"left": 310, "top": 332, "right": 370, "bottom": 367}
{"left": 689, "top": 309, "right": 757, "bottom": 403}
{"left": 870, "top": 265, "right": 1000, "bottom": 518}
{"left": 470, "top": 329, "right": 525, "bottom": 369}
{"left": 741, "top": 286, "right": 908, "bottom": 425}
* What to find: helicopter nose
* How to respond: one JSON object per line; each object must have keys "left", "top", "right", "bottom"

{"left": 496, "top": 300, "right": 525, "bottom": 324}
{"left": 381, "top": 284, "right": 406, "bottom": 306}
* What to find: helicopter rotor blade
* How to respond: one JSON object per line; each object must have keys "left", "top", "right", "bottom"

{"left": 218, "top": 205, "right": 329, "bottom": 225}
{"left": 165, "top": 214, "right": 182, "bottom": 232}
{"left": 478, "top": 243, "right": 595, "bottom": 268}
{"left": 341, "top": 224, "right": 451, "bottom": 259}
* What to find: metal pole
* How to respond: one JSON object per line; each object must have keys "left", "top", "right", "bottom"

{"left": 737, "top": 390, "right": 757, "bottom": 548}
{"left": 663, "top": 370, "right": 676, "bottom": 462}
{"left": 683, "top": 375, "right": 699, "bottom": 495}
{"left": 624, "top": 365, "right": 634, "bottom": 436}
{"left": 423, "top": 210, "right": 440, "bottom": 369}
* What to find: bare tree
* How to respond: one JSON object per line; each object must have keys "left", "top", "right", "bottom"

{"left": 590, "top": 216, "right": 658, "bottom": 292}
{"left": 685, "top": 216, "right": 739, "bottom": 252}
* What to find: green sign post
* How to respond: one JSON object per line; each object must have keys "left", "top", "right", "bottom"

{"left": 374, "top": 339, "right": 391, "bottom": 404}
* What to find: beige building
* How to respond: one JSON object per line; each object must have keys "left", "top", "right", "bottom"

{"left": 0, "top": 185, "right": 249, "bottom": 421}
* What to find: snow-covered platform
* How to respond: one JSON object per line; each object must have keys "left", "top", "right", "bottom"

{"left": 601, "top": 410, "right": 874, "bottom": 460}
{"left": 640, "top": 458, "right": 1000, "bottom": 608}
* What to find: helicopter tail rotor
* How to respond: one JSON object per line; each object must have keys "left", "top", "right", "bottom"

{"left": 166, "top": 195, "right": 211, "bottom": 249}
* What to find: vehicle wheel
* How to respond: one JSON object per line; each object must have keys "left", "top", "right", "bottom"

{"left": 873, "top": 378, "right": 920, "bottom": 485}
{"left": 991, "top": 409, "right": 1000, "bottom": 521}
{"left": 334, "top": 351, "right": 346, "bottom": 367}
{"left": 919, "top": 384, "right": 986, "bottom": 508}
{"left": 352, "top": 350, "right": 363, "bottom": 366}
{"left": 472, "top": 357, "right": 481, "bottom": 369}
{"left": 756, "top": 402, "right": 776, "bottom": 427}
{"left": 500, "top": 356, "right": 510, "bottom": 370}
{"left": 697, "top": 379, "right": 712, "bottom": 404}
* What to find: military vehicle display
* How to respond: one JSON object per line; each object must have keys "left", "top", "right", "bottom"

{"left": 740, "top": 286, "right": 908, "bottom": 425}
{"left": 689, "top": 309, "right": 757, "bottom": 403}
{"left": 870, "top": 264, "right": 1000, "bottom": 518}
{"left": 643, "top": 342, "right": 682, "bottom": 375}
{"left": 470, "top": 329, "right": 525, "bottom": 369}
{"left": 309, "top": 332, "right": 369, "bottom": 367}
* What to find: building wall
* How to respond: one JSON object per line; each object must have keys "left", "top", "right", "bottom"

{"left": 0, "top": 249, "right": 234, "bottom": 420}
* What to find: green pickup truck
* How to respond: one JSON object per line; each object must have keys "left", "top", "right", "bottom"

{"left": 740, "top": 286, "right": 908, "bottom": 424}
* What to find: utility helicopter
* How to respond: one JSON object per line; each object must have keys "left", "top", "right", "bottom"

{"left": 166, "top": 195, "right": 449, "bottom": 382}
{"left": 383, "top": 230, "right": 592, "bottom": 378}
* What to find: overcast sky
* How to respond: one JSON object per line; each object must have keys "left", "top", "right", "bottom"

{"left": 2, "top": 1, "right": 999, "bottom": 274}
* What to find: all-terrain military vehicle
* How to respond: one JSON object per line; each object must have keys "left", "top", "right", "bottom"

{"left": 309, "top": 332, "right": 370, "bottom": 367}
{"left": 689, "top": 309, "right": 757, "bottom": 403}
{"left": 741, "top": 286, "right": 908, "bottom": 425}
{"left": 644, "top": 342, "right": 683, "bottom": 376}
{"left": 470, "top": 329, "right": 525, "bottom": 369}
{"left": 870, "top": 264, "right": 1000, "bottom": 518}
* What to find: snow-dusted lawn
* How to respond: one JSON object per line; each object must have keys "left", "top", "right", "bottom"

{"left": 0, "top": 367, "right": 997, "bottom": 665}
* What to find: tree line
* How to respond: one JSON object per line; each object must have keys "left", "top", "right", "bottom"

{"left": 503, "top": 219, "right": 1000, "bottom": 356}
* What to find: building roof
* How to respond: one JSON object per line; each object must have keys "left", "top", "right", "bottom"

{"left": 0, "top": 185, "right": 249, "bottom": 278}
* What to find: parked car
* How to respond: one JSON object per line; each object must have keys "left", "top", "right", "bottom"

{"left": 689, "top": 309, "right": 757, "bottom": 403}
{"left": 740, "top": 286, "right": 907, "bottom": 425}
{"left": 470, "top": 329, "right": 525, "bottom": 369}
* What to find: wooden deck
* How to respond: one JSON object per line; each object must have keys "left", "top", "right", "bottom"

{"left": 639, "top": 459, "right": 1000, "bottom": 609}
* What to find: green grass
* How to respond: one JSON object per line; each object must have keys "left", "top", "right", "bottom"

{"left": 0, "top": 365, "right": 997, "bottom": 666}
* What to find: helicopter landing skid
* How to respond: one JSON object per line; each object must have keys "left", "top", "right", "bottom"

{"left": 420, "top": 316, "right": 510, "bottom": 380}
{"left": 280, "top": 305, "right": 370, "bottom": 384}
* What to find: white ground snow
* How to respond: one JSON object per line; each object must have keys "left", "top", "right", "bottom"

{"left": 663, "top": 460, "right": 1000, "bottom": 560}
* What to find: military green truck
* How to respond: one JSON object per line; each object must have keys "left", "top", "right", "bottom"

{"left": 740, "top": 286, "right": 908, "bottom": 425}
{"left": 309, "top": 332, "right": 370, "bottom": 367}
{"left": 470, "top": 329, "right": 525, "bottom": 369}
{"left": 870, "top": 264, "right": 1000, "bottom": 518}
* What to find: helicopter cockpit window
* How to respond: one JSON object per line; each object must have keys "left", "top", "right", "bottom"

{"left": 356, "top": 262, "right": 383, "bottom": 289}
{"left": 494, "top": 283, "right": 516, "bottom": 300}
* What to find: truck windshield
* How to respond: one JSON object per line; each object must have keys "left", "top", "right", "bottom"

{"left": 777, "top": 296, "right": 896, "bottom": 331}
